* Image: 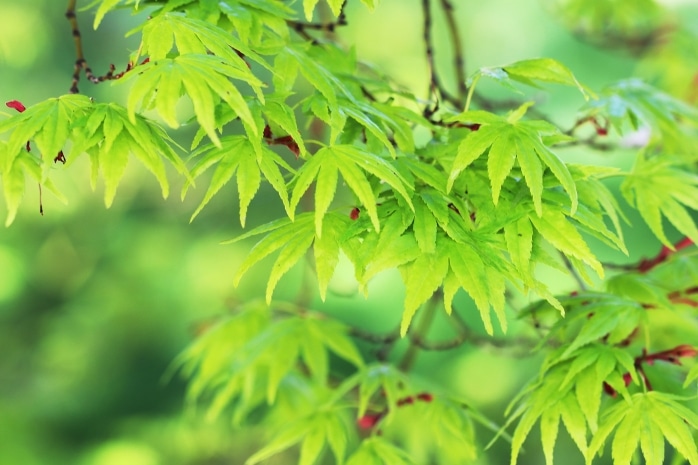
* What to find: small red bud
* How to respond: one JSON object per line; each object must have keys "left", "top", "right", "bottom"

{"left": 6, "top": 100, "right": 26, "bottom": 113}
{"left": 357, "top": 413, "right": 381, "bottom": 429}
{"left": 417, "top": 392, "right": 433, "bottom": 402}
{"left": 350, "top": 207, "right": 360, "bottom": 220}
{"left": 596, "top": 127, "right": 608, "bottom": 136}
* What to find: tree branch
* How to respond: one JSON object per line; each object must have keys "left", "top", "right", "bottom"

{"left": 287, "top": 2, "right": 348, "bottom": 42}
{"left": 438, "top": 0, "right": 467, "bottom": 104}
{"left": 66, "top": 0, "right": 98, "bottom": 93}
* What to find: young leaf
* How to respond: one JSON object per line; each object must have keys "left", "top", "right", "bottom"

{"left": 291, "top": 145, "right": 412, "bottom": 234}
{"left": 471, "top": 58, "right": 590, "bottom": 99}
{"left": 0, "top": 94, "right": 92, "bottom": 168}
{"left": 313, "top": 214, "right": 350, "bottom": 300}
{"left": 584, "top": 79, "right": 698, "bottom": 147}
{"left": 71, "top": 103, "right": 188, "bottom": 207}
{"left": 447, "top": 107, "right": 578, "bottom": 216}
{"left": 185, "top": 135, "right": 293, "bottom": 225}
{"left": 621, "top": 155, "right": 698, "bottom": 247}
{"left": 587, "top": 392, "right": 698, "bottom": 465}
{"left": 1, "top": 156, "right": 25, "bottom": 226}
{"left": 118, "top": 54, "right": 264, "bottom": 146}
{"left": 446, "top": 239, "right": 508, "bottom": 335}
{"left": 347, "top": 437, "right": 415, "bottom": 465}
{"left": 230, "top": 212, "right": 358, "bottom": 302}
{"left": 529, "top": 208, "right": 603, "bottom": 278}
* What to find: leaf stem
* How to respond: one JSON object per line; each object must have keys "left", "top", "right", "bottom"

{"left": 463, "top": 74, "right": 480, "bottom": 112}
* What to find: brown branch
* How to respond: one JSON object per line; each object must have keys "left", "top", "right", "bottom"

{"left": 66, "top": 0, "right": 99, "bottom": 93}
{"left": 421, "top": 0, "right": 439, "bottom": 117}
{"left": 66, "top": 1, "right": 142, "bottom": 93}
{"left": 438, "top": 0, "right": 467, "bottom": 104}
{"left": 604, "top": 237, "right": 695, "bottom": 274}
{"left": 288, "top": 1, "right": 348, "bottom": 42}
{"left": 420, "top": 0, "right": 463, "bottom": 114}
{"left": 448, "top": 308, "right": 537, "bottom": 355}
{"left": 604, "top": 344, "right": 697, "bottom": 396}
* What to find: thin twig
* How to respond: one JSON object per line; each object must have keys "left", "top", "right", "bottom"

{"left": 421, "top": 0, "right": 466, "bottom": 115}
{"left": 288, "top": 2, "right": 348, "bottom": 42}
{"left": 560, "top": 252, "right": 587, "bottom": 291}
{"left": 350, "top": 327, "right": 400, "bottom": 345}
{"left": 66, "top": 0, "right": 99, "bottom": 93}
{"left": 421, "top": 0, "right": 439, "bottom": 117}
{"left": 438, "top": 0, "right": 467, "bottom": 104}
{"left": 448, "top": 309, "right": 537, "bottom": 355}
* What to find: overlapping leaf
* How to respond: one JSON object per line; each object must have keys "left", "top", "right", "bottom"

{"left": 229, "top": 212, "right": 356, "bottom": 301}
{"left": 541, "top": 293, "right": 647, "bottom": 360}
{"left": 134, "top": 12, "right": 266, "bottom": 65}
{"left": 227, "top": 315, "right": 363, "bottom": 404}
{"left": 447, "top": 104, "right": 578, "bottom": 216}
{"left": 178, "top": 303, "right": 363, "bottom": 429}
{"left": 346, "top": 437, "right": 415, "bottom": 465}
{"left": 246, "top": 407, "right": 351, "bottom": 465}
{"left": 584, "top": 79, "right": 698, "bottom": 149}
{"left": 118, "top": 54, "right": 264, "bottom": 146}
{"left": 217, "top": 0, "right": 293, "bottom": 45}
{"left": 290, "top": 144, "right": 413, "bottom": 234}
{"left": 587, "top": 392, "right": 698, "bottom": 465}
{"left": 506, "top": 345, "right": 638, "bottom": 465}
{"left": 529, "top": 207, "right": 604, "bottom": 279}
{"left": 274, "top": 43, "right": 355, "bottom": 131}
{"left": 83, "top": 0, "right": 140, "bottom": 28}
{"left": 70, "top": 102, "right": 188, "bottom": 207}
{"left": 183, "top": 135, "right": 294, "bottom": 225}
{"left": 340, "top": 194, "right": 512, "bottom": 335}
{"left": 333, "top": 97, "right": 427, "bottom": 157}
{"left": 0, "top": 143, "right": 66, "bottom": 226}
{"left": 0, "top": 94, "right": 92, "bottom": 169}
{"left": 175, "top": 301, "right": 270, "bottom": 408}
{"left": 333, "top": 363, "right": 414, "bottom": 421}
{"left": 621, "top": 155, "right": 698, "bottom": 247}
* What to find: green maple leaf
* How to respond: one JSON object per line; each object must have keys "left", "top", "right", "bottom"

{"left": 290, "top": 144, "right": 413, "bottom": 235}
{"left": 447, "top": 104, "right": 578, "bottom": 217}
{"left": 621, "top": 155, "right": 698, "bottom": 247}
{"left": 184, "top": 135, "right": 294, "bottom": 226}
{"left": 587, "top": 392, "right": 698, "bottom": 465}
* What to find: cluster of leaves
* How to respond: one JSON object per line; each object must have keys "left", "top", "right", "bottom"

{"left": 2, "top": 0, "right": 698, "bottom": 464}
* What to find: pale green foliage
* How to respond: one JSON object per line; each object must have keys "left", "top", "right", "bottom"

{"left": 587, "top": 392, "right": 698, "bottom": 465}
{"left": 2, "top": 1, "right": 698, "bottom": 464}
{"left": 622, "top": 155, "right": 698, "bottom": 246}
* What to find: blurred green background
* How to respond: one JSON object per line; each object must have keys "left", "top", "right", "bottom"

{"left": 1, "top": 0, "right": 696, "bottom": 464}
